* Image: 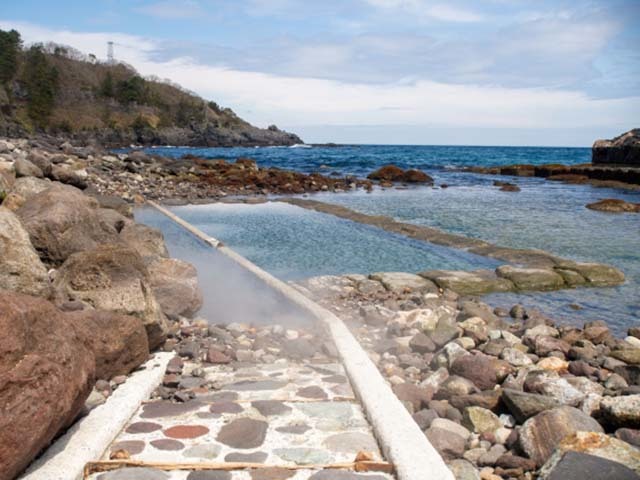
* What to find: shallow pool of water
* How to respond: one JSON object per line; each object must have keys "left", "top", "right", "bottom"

{"left": 317, "top": 178, "right": 640, "bottom": 334}
{"left": 164, "top": 201, "right": 500, "bottom": 280}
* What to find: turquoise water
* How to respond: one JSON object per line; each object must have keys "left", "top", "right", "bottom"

{"left": 133, "top": 144, "right": 639, "bottom": 334}
{"left": 163, "top": 202, "right": 499, "bottom": 280}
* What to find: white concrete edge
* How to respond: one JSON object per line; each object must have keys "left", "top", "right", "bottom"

{"left": 148, "top": 201, "right": 455, "bottom": 480}
{"left": 20, "top": 352, "right": 174, "bottom": 480}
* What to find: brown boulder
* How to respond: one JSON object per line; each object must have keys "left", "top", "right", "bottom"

{"left": 401, "top": 169, "right": 434, "bottom": 183}
{"left": 586, "top": 199, "right": 640, "bottom": 213}
{"left": 519, "top": 406, "right": 604, "bottom": 467}
{"left": 0, "top": 290, "right": 95, "bottom": 480}
{"left": 450, "top": 353, "right": 514, "bottom": 390}
{"left": 367, "top": 164, "right": 405, "bottom": 181}
{"left": 52, "top": 244, "right": 169, "bottom": 349}
{"left": 69, "top": 310, "right": 149, "bottom": 380}
{"left": 16, "top": 183, "right": 119, "bottom": 265}
{"left": 120, "top": 223, "right": 170, "bottom": 260}
{"left": 148, "top": 257, "right": 203, "bottom": 319}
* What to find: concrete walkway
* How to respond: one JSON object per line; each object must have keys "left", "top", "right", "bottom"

{"left": 86, "top": 357, "right": 395, "bottom": 480}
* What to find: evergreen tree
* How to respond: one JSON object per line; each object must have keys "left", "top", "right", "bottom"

{"left": 100, "top": 71, "right": 115, "bottom": 97}
{"left": 0, "top": 29, "right": 22, "bottom": 84}
{"left": 23, "top": 45, "right": 59, "bottom": 127}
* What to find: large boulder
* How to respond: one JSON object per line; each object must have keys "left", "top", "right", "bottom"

{"left": 370, "top": 271, "right": 437, "bottom": 293}
{"left": 519, "top": 406, "right": 604, "bottom": 467}
{"left": 0, "top": 291, "right": 95, "bottom": 480}
{"left": 16, "top": 183, "right": 120, "bottom": 265}
{"left": 450, "top": 352, "right": 514, "bottom": 390}
{"left": 9, "top": 176, "right": 51, "bottom": 200}
{"left": 420, "top": 269, "right": 514, "bottom": 295}
{"left": 52, "top": 244, "right": 169, "bottom": 349}
{"left": 119, "top": 223, "right": 169, "bottom": 260}
{"left": 540, "top": 432, "right": 640, "bottom": 477}
{"left": 540, "top": 450, "right": 639, "bottom": 480}
{"left": 147, "top": 257, "right": 203, "bottom": 319}
{"left": 14, "top": 158, "right": 43, "bottom": 178}
{"left": 0, "top": 207, "right": 50, "bottom": 297}
{"left": 69, "top": 310, "right": 149, "bottom": 380}
{"left": 592, "top": 129, "right": 640, "bottom": 165}
{"left": 495, "top": 265, "right": 565, "bottom": 291}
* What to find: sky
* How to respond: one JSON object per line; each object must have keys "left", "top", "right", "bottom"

{"left": 1, "top": 0, "right": 639, "bottom": 146}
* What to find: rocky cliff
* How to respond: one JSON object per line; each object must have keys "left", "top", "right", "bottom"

{"left": 592, "top": 129, "right": 640, "bottom": 166}
{"left": 0, "top": 30, "right": 302, "bottom": 147}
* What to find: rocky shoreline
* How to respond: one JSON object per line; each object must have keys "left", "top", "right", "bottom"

{"left": 2, "top": 134, "right": 639, "bottom": 480}
{"left": 295, "top": 273, "right": 640, "bottom": 479}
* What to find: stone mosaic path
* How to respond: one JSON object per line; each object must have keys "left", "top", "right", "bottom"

{"left": 88, "top": 359, "right": 396, "bottom": 480}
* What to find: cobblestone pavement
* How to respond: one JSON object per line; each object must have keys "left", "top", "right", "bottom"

{"left": 88, "top": 359, "right": 396, "bottom": 480}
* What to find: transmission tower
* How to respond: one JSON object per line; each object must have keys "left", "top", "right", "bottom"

{"left": 107, "top": 41, "right": 114, "bottom": 64}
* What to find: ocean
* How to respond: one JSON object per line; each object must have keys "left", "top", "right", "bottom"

{"left": 138, "top": 144, "right": 640, "bottom": 334}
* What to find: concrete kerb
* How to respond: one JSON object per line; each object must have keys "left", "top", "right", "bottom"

{"left": 148, "top": 200, "right": 455, "bottom": 480}
{"left": 19, "top": 352, "right": 174, "bottom": 480}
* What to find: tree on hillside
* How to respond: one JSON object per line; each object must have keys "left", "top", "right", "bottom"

{"left": 0, "top": 29, "right": 22, "bottom": 84}
{"left": 116, "top": 75, "right": 147, "bottom": 104}
{"left": 100, "top": 71, "right": 115, "bottom": 98}
{"left": 23, "top": 45, "right": 59, "bottom": 127}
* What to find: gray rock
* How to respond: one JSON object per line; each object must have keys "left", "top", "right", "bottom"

{"left": 52, "top": 244, "right": 169, "bottom": 349}
{"left": 431, "top": 418, "right": 471, "bottom": 440}
{"left": 308, "top": 471, "right": 388, "bottom": 480}
{"left": 120, "top": 223, "right": 169, "bottom": 260}
{"left": 496, "top": 265, "right": 565, "bottom": 291}
{"left": 502, "top": 389, "right": 561, "bottom": 423}
{"left": 448, "top": 459, "right": 480, "bottom": 480}
{"left": 183, "top": 444, "right": 221, "bottom": 459}
{"left": 14, "top": 158, "right": 43, "bottom": 178}
{"left": 0, "top": 207, "right": 50, "bottom": 297}
{"left": 98, "top": 468, "right": 169, "bottom": 480}
{"left": 216, "top": 418, "right": 268, "bottom": 449}
{"left": 370, "top": 271, "right": 437, "bottom": 293}
{"left": 425, "top": 426, "right": 466, "bottom": 460}
{"left": 539, "top": 450, "right": 639, "bottom": 480}
{"left": 601, "top": 394, "right": 640, "bottom": 428}
{"left": 274, "top": 447, "right": 330, "bottom": 465}
{"left": 148, "top": 257, "right": 203, "bottom": 319}
{"left": 323, "top": 432, "right": 379, "bottom": 454}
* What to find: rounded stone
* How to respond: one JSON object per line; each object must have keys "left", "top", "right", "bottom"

{"left": 125, "top": 422, "right": 163, "bottom": 434}
{"left": 98, "top": 468, "right": 169, "bottom": 480}
{"left": 209, "top": 402, "right": 244, "bottom": 414}
{"left": 297, "top": 386, "right": 328, "bottom": 399}
{"left": 186, "top": 472, "right": 232, "bottom": 480}
{"left": 323, "top": 432, "right": 379, "bottom": 454}
{"left": 252, "top": 400, "right": 292, "bottom": 416}
{"left": 225, "top": 451, "right": 269, "bottom": 463}
{"left": 163, "top": 425, "right": 209, "bottom": 439}
{"left": 183, "top": 444, "right": 222, "bottom": 459}
{"left": 150, "top": 439, "right": 185, "bottom": 451}
{"left": 110, "top": 440, "right": 145, "bottom": 455}
{"left": 216, "top": 418, "right": 268, "bottom": 449}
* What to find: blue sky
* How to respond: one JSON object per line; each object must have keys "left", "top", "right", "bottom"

{"left": 2, "top": 0, "right": 639, "bottom": 145}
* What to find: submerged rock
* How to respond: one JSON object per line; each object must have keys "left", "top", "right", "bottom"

{"left": 586, "top": 198, "right": 640, "bottom": 213}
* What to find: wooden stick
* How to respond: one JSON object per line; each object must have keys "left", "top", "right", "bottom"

{"left": 83, "top": 460, "right": 394, "bottom": 477}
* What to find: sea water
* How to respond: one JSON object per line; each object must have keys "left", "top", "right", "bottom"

{"left": 139, "top": 144, "right": 639, "bottom": 334}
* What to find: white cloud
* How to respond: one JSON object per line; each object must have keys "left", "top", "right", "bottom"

{"left": 363, "top": 0, "right": 483, "bottom": 22}
{"left": 3, "top": 21, "right": 638, "bottom": 138}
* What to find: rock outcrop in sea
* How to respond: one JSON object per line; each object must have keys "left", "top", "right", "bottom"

{"left": 593, "top": 129, "right": 640, "bottom": 166}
